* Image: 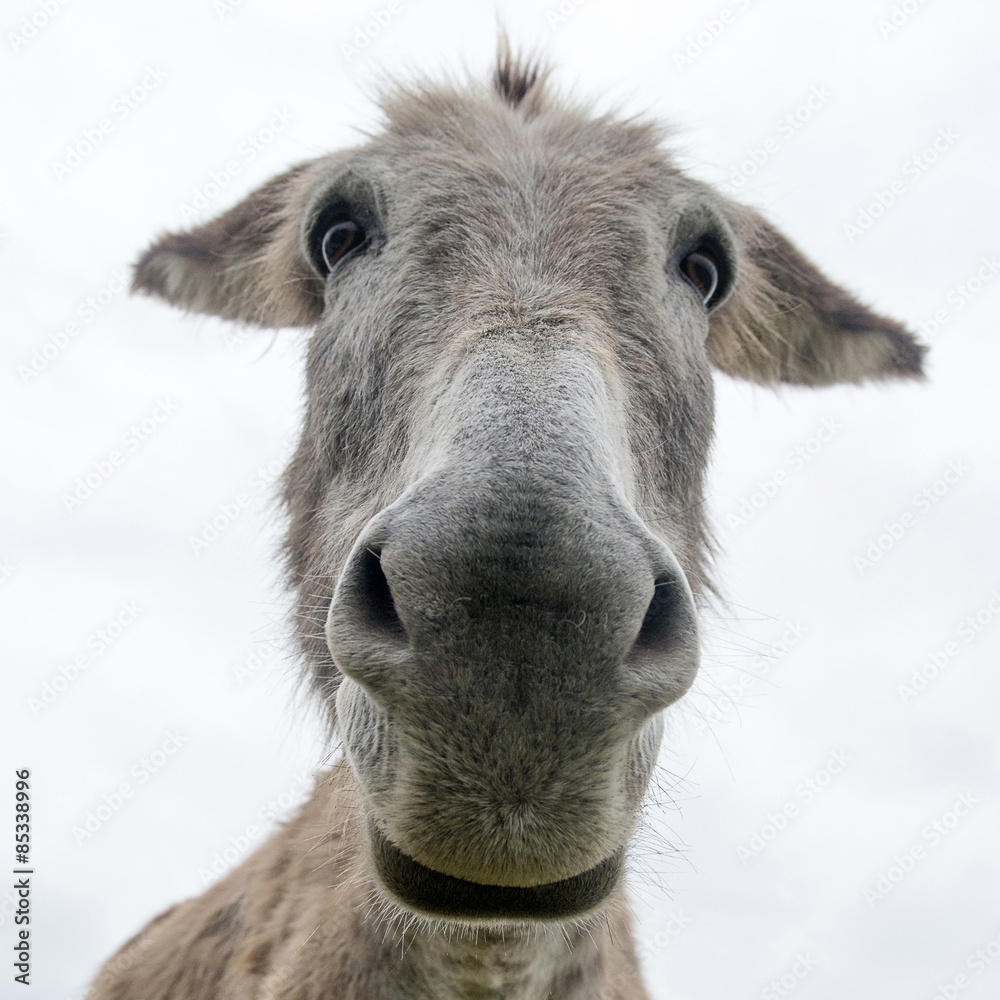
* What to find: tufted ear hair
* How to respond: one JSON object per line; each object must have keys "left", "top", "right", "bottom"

{"left": 132, "top": 161, "right": 325, "bottom": 328}
{"left": 708, "top": 203, "right": 926, "bottom": 386}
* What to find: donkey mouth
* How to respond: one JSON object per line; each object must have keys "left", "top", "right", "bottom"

{"left": 369, "top": 823, "right": 624, "bottom": 922}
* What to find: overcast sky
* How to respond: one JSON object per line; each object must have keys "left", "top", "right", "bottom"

{"left": 2, "top": 1, "right": 998, "bottom": 998}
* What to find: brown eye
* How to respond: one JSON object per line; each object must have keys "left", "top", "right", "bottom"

{"left": 321, "top": 220, "right": 366, "bottom": 274}
{"left": 680, "top": 250, "right": 720, "bottom": 307}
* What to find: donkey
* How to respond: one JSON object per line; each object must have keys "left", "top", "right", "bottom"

{"left": 88, "top": 48, "right": 924, "bottom": 1000}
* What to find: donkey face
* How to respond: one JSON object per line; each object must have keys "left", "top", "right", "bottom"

{"left": 134, "top": 56, "right": 924, "bottom": 924}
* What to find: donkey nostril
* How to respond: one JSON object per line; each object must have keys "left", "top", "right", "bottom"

{"left": 633, "top": 577, "right": 680, "bottom": 652}
{"left": 622, "top": 566, "right": 699, "bottom": 715}
{"left": 356, "top": 548, "right": 407, "bottom": 638}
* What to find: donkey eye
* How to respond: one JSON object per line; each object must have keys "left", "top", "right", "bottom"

{"left": 321, "top": 220, "right": 367, "bottom": 275}
{"left": 680, "top": 250, "right": 720, "bottom": 307}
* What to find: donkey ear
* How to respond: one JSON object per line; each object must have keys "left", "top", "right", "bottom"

{"left": 707, "top": 204, "right": 926, "bottom": 386}
{"left": 132, "top": 162, "right": 324, "bottom": 328}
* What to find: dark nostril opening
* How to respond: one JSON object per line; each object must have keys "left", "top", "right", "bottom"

{"left": 355, "top": 548, "right": 407, "bottom": 639}
{"left": 633, "top": 577, "right": 680, "bottom": 652}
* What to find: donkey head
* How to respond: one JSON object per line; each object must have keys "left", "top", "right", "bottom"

{"left": 133, "top": 54, "right": 924, "bottom": 925}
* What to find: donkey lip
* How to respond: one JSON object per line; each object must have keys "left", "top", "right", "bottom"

{"left": 369, "top": 823, "right": 624, "bottom": 922}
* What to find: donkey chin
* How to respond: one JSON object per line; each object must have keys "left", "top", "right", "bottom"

{"left": 336, "top": 680, "right": 677, "bottom": 925}
{"left": 325, "top": 466, "right": 702, "bottom": 925}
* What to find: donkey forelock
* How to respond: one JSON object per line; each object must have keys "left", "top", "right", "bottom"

{"left": 492, "top": 41, "right": 548, "bottom": 110}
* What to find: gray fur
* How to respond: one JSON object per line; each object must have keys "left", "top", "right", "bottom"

{"left": 101, "top": 46, "right": 926, "bottom": 999}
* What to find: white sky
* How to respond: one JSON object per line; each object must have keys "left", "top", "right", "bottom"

{"left": 2, "top": 1, "right": 998, "bottom": 997}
